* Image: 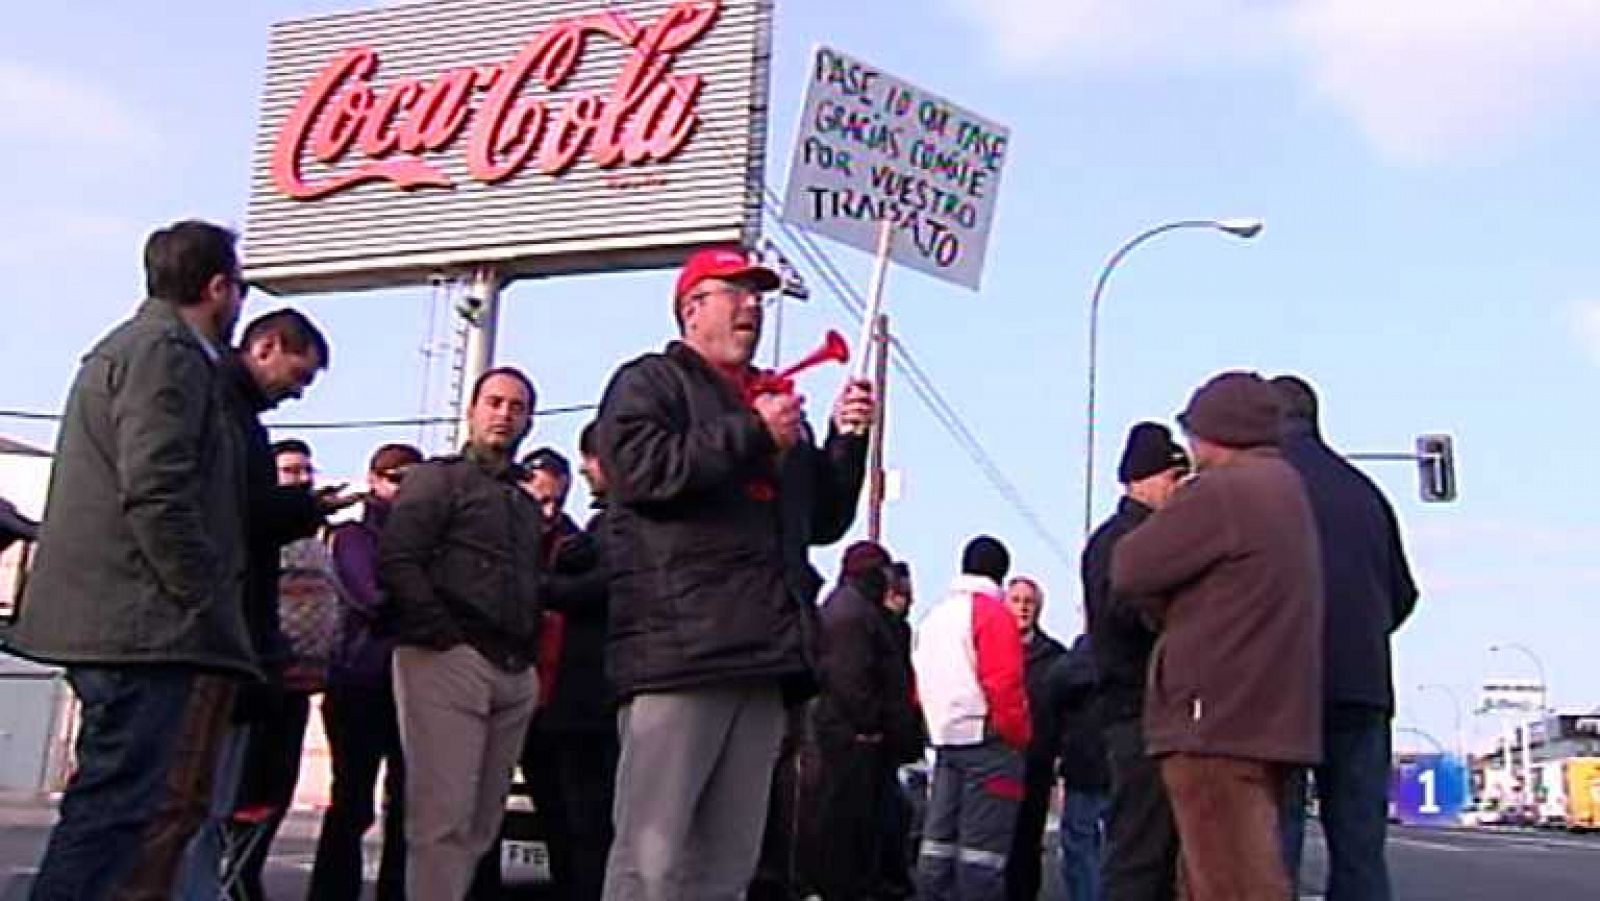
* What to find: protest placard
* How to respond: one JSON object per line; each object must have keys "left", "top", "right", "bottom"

{"left": 781, "top": 45, "right": 1010, "bottom": 290}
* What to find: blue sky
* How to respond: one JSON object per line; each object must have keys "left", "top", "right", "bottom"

{"left": 4, "top": 0, "right": 1598, "bottom": 754}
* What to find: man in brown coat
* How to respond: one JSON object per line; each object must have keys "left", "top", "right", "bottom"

{"left": 1110, "top": 371, "right": 1323, "bottom": 901}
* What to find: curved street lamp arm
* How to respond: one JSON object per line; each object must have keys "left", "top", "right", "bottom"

{"left": 1083, "top": 219, "right": 1242, "bottom": 536}
{"left": 1490, "top": 642, "right": 1549, "bottom": 711}
{"left": 1089, "top": 220, "right": 1227, "bottom": 323}
{"left": 1395, "top": 726, "right": 1449, "bottom": 757}
{"left": 1418, "top": 682, "right": 1466, "bottom": 757}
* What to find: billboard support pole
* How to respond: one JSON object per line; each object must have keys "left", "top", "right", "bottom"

{"left": 853, "top": 219, "right": 893, "bottom": 383}
{"left": 453, "top": 267, "right": 503, "bottom": 448}
{"left": 1521, "top": 721, "right": 1534, "bottom": 809}
{"left": 866, "top": 314, "right": 890, "bottom": 544}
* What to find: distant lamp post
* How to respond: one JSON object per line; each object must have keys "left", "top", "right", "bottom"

{"left": 1395, "top": 726, "right": 1450, "bottom": 756}
{"left": 1488, "top": 643, "right": 1548, "bottom": 712}
{"left": 1418, "top": 682, "right": 1466, "bottom": 760}
{"left": 1083, "top": 218, "right": 1264, "bottom": 535}
{"left": 1489, "top": 642, "right": 1550, "bottom": 811}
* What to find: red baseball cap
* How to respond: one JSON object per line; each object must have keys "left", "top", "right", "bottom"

{"left": 674, "top": 245, "right": 781, "bottom": 301}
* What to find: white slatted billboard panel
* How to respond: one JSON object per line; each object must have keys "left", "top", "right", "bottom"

{"left": 244, "top": 0, "right": 772, "bottom": 294}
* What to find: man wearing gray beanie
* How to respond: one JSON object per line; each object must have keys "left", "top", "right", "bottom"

{"left": 1109, "top": 372, "right": 1323, "bottom": 901}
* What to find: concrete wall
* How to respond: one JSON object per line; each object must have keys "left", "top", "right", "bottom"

{"left": 0, "top": 449, "right": 49, "bottom": 618}
{"left": 0, "top": 447, "right": 68, "bottom": 795}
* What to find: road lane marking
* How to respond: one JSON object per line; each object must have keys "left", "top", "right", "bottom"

{"left": 1390, "top": 835, "right": 1467, "bottom": 852}
{"left": 1394, "top": 829, "right": 1600, "bottom": 852}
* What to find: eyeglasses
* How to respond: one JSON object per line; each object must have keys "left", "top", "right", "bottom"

{"left": 376, "top": 469, "right": 406, "bottom": 484}
{"left": 687, "top": 286, "right": 778, "bottom": 308}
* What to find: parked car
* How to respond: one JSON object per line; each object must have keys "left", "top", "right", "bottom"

{"left": 491, "top": 769, "right": 556, "bottom": 899}
{"left": 1498, "top": 803, "right": 1542, "bottom": 828}
{"left": 1459, "top": 800, "right": 1504, "bottom": 827}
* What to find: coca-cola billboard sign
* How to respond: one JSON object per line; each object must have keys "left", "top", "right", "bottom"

{"left": 273, "top": 3, "right": 715, "bottom": 199}
{"left": 245, "top": 0, "right": 772, "bottom": 296}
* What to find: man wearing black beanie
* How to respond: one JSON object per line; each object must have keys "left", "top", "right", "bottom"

{"left": 1083, "top": 422, "right": 1190, "bottom": 901}
{"left": 1111, "top": 372, "right": 1323, "bottom": 901}
{"left": 911, "top": 535, "right": 1030, "bottom": 900}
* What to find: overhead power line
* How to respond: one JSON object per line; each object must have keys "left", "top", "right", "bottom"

{"left": 758, "top": 188, "right": 1076, "bottom": 567}
{"left": 691, "top": 120, "right": 1074, "bottom": 564}
{"left": 0, "top": 404, "right": 598, "bottom": 431}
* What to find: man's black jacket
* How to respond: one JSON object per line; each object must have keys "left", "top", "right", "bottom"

{"left": 378, "top": 447, "right": 549, "bottom": 672}
{"left": 1022, "top": 629, "right": 1068, "bottom": 769}
{"left": 812, "top": 577, "right": 921, "bottom": 763}
{"left": 1280, "top": 421, "right": 1418, "bottom": 711}
{"left": 1051, "top": 634, "right": 1109, "bottom": 792}
{"left": 223, "top": 355, "right": 322, "bottom": 676}
{"left": 538, "top": 505, "right": 615, "bottom": 734}
{"left": 596, "top": 341, "right": 867, "bottom": 703}
{"left": 1083, "top": 497, "right": 1157, "bottom": 725}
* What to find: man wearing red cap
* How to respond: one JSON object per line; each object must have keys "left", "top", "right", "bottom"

{"left": 595, "top": 245, "right": 874, "bottom": 901}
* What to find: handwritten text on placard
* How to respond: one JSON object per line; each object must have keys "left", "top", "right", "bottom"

{"left": 781, "top": 46, "right": 1009, "bottom": 290}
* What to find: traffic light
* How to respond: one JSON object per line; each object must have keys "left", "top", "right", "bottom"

{"left": 1417, "top": 434, "right": 1457, "bottom": 503}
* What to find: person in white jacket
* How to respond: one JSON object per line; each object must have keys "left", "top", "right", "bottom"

{"left": 912, "top": 536, "right": 1032, "bottom": 901}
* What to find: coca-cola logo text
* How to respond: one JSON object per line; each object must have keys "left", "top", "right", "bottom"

{"left": 271, "top": 1, "right": 721, "bottom": 200}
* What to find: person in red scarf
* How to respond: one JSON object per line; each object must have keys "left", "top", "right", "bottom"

{"left": 594, "top": 245, "right": 874, "bottom": 901}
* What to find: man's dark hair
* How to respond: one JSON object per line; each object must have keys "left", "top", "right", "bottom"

{"left": 888, "top": 561, "right": 913, "bottom": 597}
{"left": 1270, "top": 375, "right": 1320, "bottom": 428}
{"left": 961, "top": 535, "right": 1010, "bottom": 583}
{"left": 368, "top": 442, "right": 423, "bottom": 474}
{"left": 241, "top": 308, "right": 331, "bottom": 369}
{"left": 144, "top": 220, "right": 239, "bottom": 307}
{"left": 271, "top": 438, "right": 312, "bottom": 458}
{"left": 471, "top": 366, "right": 537, "bottom": 408}
{"left": 578, "top": 421, "right": 599, "bottom": 457}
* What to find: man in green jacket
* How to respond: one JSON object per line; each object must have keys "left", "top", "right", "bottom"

{"left": 5, "top": 220, "right": 252, "bottom": 901}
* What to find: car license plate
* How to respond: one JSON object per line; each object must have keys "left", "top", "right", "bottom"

{"left": 501, "top": 838, "right": 552, "bottom": 884}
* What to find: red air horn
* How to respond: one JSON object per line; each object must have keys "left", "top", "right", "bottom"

{"left": 746, "top": 330, "right": 850, "bottom": 402}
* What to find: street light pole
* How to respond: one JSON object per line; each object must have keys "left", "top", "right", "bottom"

{"left": 452, "top": 267, "right": 503, "bottom": 450}
{"left": 1489, "top": 642, "right": 1550, "bottom": 811}
{"left": 1083, "top": 218, "right": 1264, "bottom": 535}
{"left": 1489, "top": 643, "right": 1549, "bottom": 712}
{"left": 1395, "top": 726, "right": 1450, "bottom": 757}
{"left": 1418, "top": 683, "right": 1465, "bottom": 761}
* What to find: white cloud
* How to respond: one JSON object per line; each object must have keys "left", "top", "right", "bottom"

{"left": 1285, "top": 0, "right": 1600, "bottom": 164}
{"left": 939, "top": 0, "right": 1600, "bottom": 163}
{"left": 0, "top": 59, "right": 160, "bottom": 156}
{"left": 1571, "top": 300, "right": 1600, "bottom": 367}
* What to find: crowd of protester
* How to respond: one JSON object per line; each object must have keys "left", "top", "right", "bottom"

{"left": 2, "top": 220, "right": 1416, "bottom": 901}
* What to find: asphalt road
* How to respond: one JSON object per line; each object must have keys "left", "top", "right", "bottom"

{"left": 1, "top": 817, "right": 1597, "bottom": 899}
{"left": 1301, "top": 824, "right": 1600, "bottom": 901}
